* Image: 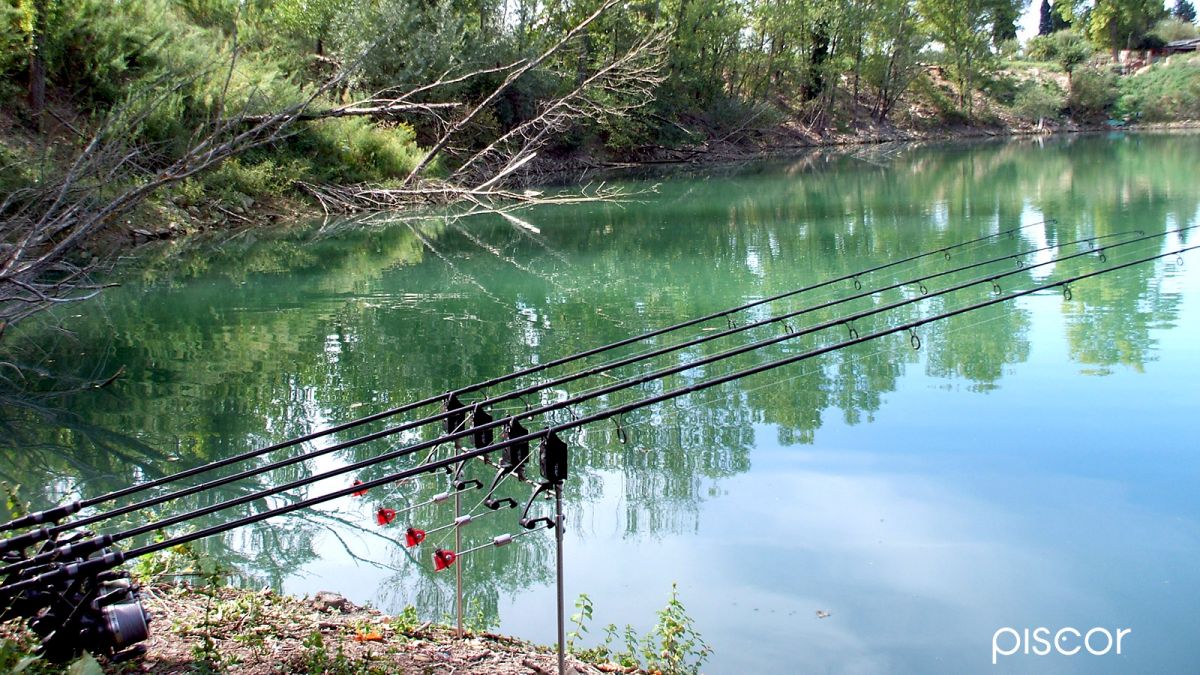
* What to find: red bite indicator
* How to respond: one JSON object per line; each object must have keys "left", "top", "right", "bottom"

{"left": 405, "top": 527, "right": 426, "bottom": 547}
{"left": 375, "top": 508, "right": 397, "bottom": 526}
{"left": 351, "top": 480, "right": 368, "bottom": 497}
{"left": 433, "top": 549, "right": 457, "bottom": 571}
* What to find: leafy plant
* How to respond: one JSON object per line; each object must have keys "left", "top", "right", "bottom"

{"left": 641, "top": 584, "right": 711, "bottom": 675}
{"left": 299, "top": 631, "right": 387, "bottom": 675}
{"left": 567, "top": 593, "right": 594, "bottom": 651}
{"left": 391, "top": 605, "right": 422, "bottom": 634}
{"left": 565, "top": 585, "right": 711, "bottom": 675}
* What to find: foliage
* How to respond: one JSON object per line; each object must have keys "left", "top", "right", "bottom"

{"left": 300, "top": 631, "right": 388, "bottom": 675}
{"left": 1061, "top": 0, "right": 1167, "bottom": 53}
{"left": 566, "top": 585, "right": 711, "bottom": 675}
{"left": 0, "top": 0, "right": 34, "bottom": 76}
{"left": 1173, "top": 0, "right": 1196, "bottom": 23}
{"left": 1151, "top": 17, "right": 1200, "bottom": 43}
{"left": 201, "top": 157, "right": 303, "bottom": 205}
{"left": 567, "top": 592, "right": 594, "bottom": 651}
{"left": 390, "top": 605, "right": 422, "bottom": 634}
{"left": 1067, "top": 66, "right": 1120, "bottom": 119}
{"left": 1013, "top": 80, "right": 1067, "bottom": 120}
{"left": 919, "top": 0, "right": 996, "bottom": 117}
{"left": 1026, "top": 29, "right": 1094, "bottom": 74}
{"left": 1116, "top": 56, "right": 1200, "bottom": 120}
{"left": 910, "top": 73, "right": 972, "bottom": 125}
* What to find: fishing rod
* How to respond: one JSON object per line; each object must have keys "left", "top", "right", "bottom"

{"left": 0, "top": 218, "right": 1060, "bottom": 534}
{"left": 2, "top": 228, "right": 1128, "bottom": 548}
{"left": 3, "top": 226, "right": 1183, "bottom": 573}
{"left": 5, "top": 241, "right": 1190, "bottom": 599}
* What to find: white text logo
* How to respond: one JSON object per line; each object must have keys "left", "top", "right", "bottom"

{"left": 992, "top": 626, "right": 1130, "bottom": 665}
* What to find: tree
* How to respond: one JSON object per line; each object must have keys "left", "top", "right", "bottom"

{"left": 1040, "top": 0, "right": 1055, "bottom": 35}
{"left": 1066, "top": 0, "right": 1168, "bottom": 56}
{"left": 1052, "top": 1, "right": 1072, "bottom": 30}
{"left": 988, "top": 0, "right": 1024, "bottom": 46}
{"left": 919, "top": 0, "right": 994, "bottom": 118}
{"left": 1175, "top": 0, "right": 1197, "bottom": 23}
{"left": 27, "top": 0, "right": 50, "bottom": 130}
{"left": 864, "top": 0, "right": 927, "bottom": 122}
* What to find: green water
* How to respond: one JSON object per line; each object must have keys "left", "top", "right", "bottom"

{"left": 3, "top": 133, "right": 1199, "bottom": 673}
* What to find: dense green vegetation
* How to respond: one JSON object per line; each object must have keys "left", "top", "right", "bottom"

{"left": 1, "top": 0, "right": 1196, "bottom": 202}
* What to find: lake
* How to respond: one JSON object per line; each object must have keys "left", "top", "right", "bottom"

{"left": 2, "top": 132, "right": 1198, "bottom": 673}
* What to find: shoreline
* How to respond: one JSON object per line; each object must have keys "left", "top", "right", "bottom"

{"left": 119, "top": 121, "right": 1200, "bottom": 250}
{"left": 132, "top": 583, "right": 606, "bottom": 674}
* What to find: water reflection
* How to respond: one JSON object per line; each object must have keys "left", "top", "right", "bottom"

{"left": 1, "top": 133, "right": 1199, "bottom": 672}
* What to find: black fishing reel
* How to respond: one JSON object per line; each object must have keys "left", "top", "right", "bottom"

{"left": 1, "top": 533, "right": 150, "bottom": 663}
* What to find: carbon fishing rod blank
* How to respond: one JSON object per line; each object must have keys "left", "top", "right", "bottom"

{"left": 0, "top": 500, "right": 81, "bottom": 535}
{"left": 26, "top": 227, "right": 1175, "bottom": 567}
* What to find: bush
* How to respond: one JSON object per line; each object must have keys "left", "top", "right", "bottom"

{"left": 202, "top": 157, "right": 304, "bottom": 204}
{"left": 299, "top": 118, "right": 425, "bottom": 184}
{"left": 1013, "top": 81, "right": 1065, "bottom": 121}
{"left": 1025, "top": 30, "right": 1093, "bottom": 75}
{"left": 1067, "top": 67, "right": 1119, "bottom": 120}
{"left": 1116, "top": 57, "right": 1200, "bottom": 121}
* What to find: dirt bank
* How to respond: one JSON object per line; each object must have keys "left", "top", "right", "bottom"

{"left": 133, "top": 583, "right": 608, "bottom": 675}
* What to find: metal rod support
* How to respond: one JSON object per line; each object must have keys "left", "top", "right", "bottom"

{"left": 555, "top": 482, "right": 566, "bottom": 675}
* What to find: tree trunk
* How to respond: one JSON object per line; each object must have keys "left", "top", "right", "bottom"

{"left": 28, "top": 0, "right": 49, "bottom": 132}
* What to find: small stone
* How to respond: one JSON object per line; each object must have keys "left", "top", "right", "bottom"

{"left": 311, "top": 591, "right": 351, "bottom": 613}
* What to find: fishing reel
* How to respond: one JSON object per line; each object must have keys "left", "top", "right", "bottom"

{"left": 1, "top": 531, "right": 150, "bottom": 663}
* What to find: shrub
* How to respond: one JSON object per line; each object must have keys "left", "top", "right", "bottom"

{"left": 1025, "top": 30, "right": 1093, "bottom": 75}
{"left": 299, "top": 118, "right": 425, "bottom": 184}
{"left": 1013, "top": 81, "right": 1066, "bottom": 121}
{"left": 202, "top": 157, "right": 305, "bottom": 204}
{"left": 1067, "top": 67, "right": 1119, "bottom": 120}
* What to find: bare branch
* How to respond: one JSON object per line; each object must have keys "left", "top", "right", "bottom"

{"left": 403, "top": 0, "right": 625, "bottom": 183}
